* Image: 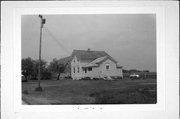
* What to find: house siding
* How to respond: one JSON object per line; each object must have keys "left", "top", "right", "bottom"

{"left": 99, "top": 59, "right": 123, "bottom": 77}
{"left": 71, "top": 56, "right": 87, "bottom": 80}
{"left": 84, "top": 67, "right": 100, "bottom": 78}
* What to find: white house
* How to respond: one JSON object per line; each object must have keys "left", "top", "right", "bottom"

{"left": 70, "top": 49, "right": 123, "bottom": 80}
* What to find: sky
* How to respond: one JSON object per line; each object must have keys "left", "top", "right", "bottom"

{"left": 22, "top": 14, "right": 156, "bottom": 72}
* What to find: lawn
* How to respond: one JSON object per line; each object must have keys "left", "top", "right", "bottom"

{"left": 22, "top": 78, "right": 157, "bottom": 105}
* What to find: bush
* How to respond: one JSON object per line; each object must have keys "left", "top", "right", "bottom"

{"left": 110, "top": 76, "right": 123, "bottom": 80}
{"left": 41, "top": 70, "right": 51, "bottom": 80}
{"left": 65, "top": 76, "right": 72, "bottom": 79}
{"left": 30, "top": 71, "right": 52, "bottom": 80}
{"left": 30, "top": 77, "right": 38, "bottom": 80}
{"left": 92, "top": 77, "right": 105, "bottom": 80}
{"left": 81, "top": 77, "right": 91, "bottom": 80}
{"left": 80, "top": 77, "right": 105, "bottom": 80}
{"left": 92, "top": 78, "right": 99, "bottom": 80}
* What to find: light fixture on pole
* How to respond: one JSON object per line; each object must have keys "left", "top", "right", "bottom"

{"left": 35, "top": 14, "right": 46, "bottom": 92}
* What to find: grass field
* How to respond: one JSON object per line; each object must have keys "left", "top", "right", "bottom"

{"left": 22, "top": 78, "right": 157, "bottom": 105}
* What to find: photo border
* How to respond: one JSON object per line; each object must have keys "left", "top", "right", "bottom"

{"left": 1, "top": 1, "right": 179, "bottom": 119}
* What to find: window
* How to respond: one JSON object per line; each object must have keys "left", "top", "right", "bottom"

{"left": 88, "top": 67, "right": 92, "bottom": 71}
{"left": 106, "top": 64, "right": 110, "bottom": 70}
{"left": 78, "top": 67, "right": 79, "bottom": 73}
{"left": 73, "top": 67, "right": 75, "bottom": 73}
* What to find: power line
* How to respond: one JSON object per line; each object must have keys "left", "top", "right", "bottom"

{"left": 43, "top": 27, "right": 71, "bottom": 55}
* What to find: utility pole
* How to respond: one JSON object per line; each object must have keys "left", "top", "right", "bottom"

{"left": 35, "top": 14, "right": 46, "bottom": 91}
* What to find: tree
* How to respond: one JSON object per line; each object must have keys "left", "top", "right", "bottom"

{"left": 48, "top": 58, "right": 65, "bottom": 80}
{"left": 41, "top": 69, "right": 51, "bottom": 80}
{"left": 33, "top": 59, "right": 48, "bottom": 80}
{"left": 22, "top": 58, "right": 49, "bottom": 81}
{"left": 22, "top": 57, "right": 34, "bottom": 82}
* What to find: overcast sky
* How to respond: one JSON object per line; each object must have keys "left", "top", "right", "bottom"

{"left": 22, "top": 14, "right": 156, "bottom": 71}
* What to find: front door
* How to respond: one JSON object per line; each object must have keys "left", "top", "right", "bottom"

{"left": 85, "top": 68, "right": 87, "bottom": 73}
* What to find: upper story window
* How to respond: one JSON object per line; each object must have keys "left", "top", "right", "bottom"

{"left": 78, "top": 67, "right": 80, "bottom": 73}
{"left": 74, "top": 59, "right": 75, "bottom": 62}
{"left": 106, "top": 64, "right": 110, "bottom": 70}
{"left": 73, "top": 67, "right": 75, "bottom": 73}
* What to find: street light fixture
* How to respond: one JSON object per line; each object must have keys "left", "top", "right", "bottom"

{"left": 35, "top": 14, "right": 46, "bottom": 92}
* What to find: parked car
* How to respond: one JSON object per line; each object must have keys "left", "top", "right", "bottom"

{"left": 21, "top": 75, "right": 26, "bottom": 82}
{"left": 130, "top": 73, "right": 140, "bottom": 80}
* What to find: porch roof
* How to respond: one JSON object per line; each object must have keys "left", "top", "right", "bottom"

{"left": 82, "top": 56, "right": 107, "bottom": 68}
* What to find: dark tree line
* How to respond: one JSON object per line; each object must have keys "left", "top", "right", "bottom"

{"left": 22, "top": 57, "right": 66, "bottom": 81}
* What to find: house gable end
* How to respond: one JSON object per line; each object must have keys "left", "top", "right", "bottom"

{"left": 97, "top": 56, "right": 117, "bottom": 65}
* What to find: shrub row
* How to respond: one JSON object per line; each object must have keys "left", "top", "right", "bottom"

{"left": 79, "top": 76, "right": 123, "bottom": 80}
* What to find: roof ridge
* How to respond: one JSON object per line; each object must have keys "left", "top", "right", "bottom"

{"left": 73, "top": 49, "right": 106, "bottom": 52}
{"left": 72, "top": 49, "right": 112, "bottom": 63}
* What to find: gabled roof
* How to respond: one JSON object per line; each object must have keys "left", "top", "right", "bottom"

{"left": 71, "top": 50, "right": 117, "bottom": 63}
{"left": 57, "top": 49, "right": 122, "bottom": 72}
{"left": 90, "top": 56, "right": 108, "bottom": 64}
